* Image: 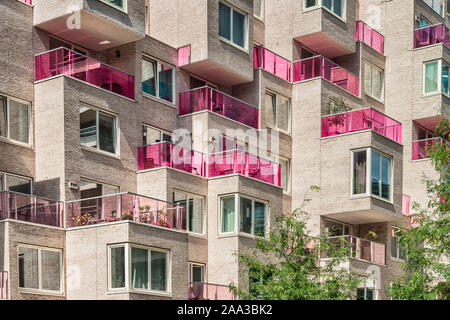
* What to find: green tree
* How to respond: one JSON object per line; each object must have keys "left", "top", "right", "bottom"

{"left": 386, "top": 116, "right": 449, "bottom": 300}
{"left": 231, "top": 187, "right": 360, "bottom": 300}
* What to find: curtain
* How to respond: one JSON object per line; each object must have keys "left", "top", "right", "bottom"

{"left": 353, "top": 151, "right": 367, "bottom": 194}
{"left": 221, "top": 197, "right": 235, "bottom": 233}
{"left": 110, "top": 247, "right": 125, "bottom": 288}
{"left": 239, "top": 197, "right": 252, "bottom": 234}
{"left": 158, "top": 64, "right": 174, "bottom": 103}
{"left": 142, "top": 59, "right": 157, "bottom": 96}
{"left": 8, "top": 100, "right": 29, "bottom": 144}
{"left": 151, "top": 251, "right": 167, "bottom": 291}
{"left": 381, "top": 156, "right": 391, "bottom": 200}
{"left": 219, "top": 3, "right": 231, "bottom": 40}
{"left": 425, "top": 62, "right": 439, "bottom": 93}
{"left": 371, "top": 151, "right": 381, "bottom": 197}
{"left": 232, "top": 10, "right": 246, "bottom": 47}
{"left": 99, "top": 113, "right": 116, "bottom": 154}
{"left": 41, "top": 250, "right": 60, "bottom": 291}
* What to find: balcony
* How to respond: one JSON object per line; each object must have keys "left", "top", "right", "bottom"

{"left": 137, "top": 142, "right": 207, "bottom": 177}
{"left": 293, "top": 56, "right": 360, "bottom": 96}
{"left": 18, "top": 0, "right": 32, "bottom": 4}
{"left": 209, "top": 150, "right": 281, "bottom": 186}
{"left": 179, "top": 87, "right": 259, "bottom": 129}
{"left": 414, "top": 24, "right": 450, "bottom": 49}
{"left": 0, "top": 191, "right": 64, "bottom": 228}
{"left": 321, "top": 108, "right": 402, "bottom": 144}
{"left": 411, "top": 137, "right": 445, "bottom": 160}
{"left": 0, "top": 272, "right": 7, "bottom": 300}
{"left": 253, "top": 46, "right": 291, "bottom": 82}
{"left": 356, "top": 21, "right": 384, "bottom": 54}
{"left": 188, "top": 282, "right": 236, "bottom": 300}
{"left": 326, "top": 236, "right": 386, "bottom": 265}
{"left": 35, "top": 48, "right": 135, "bottom": 99}
{"left": 66, "top": 192, "right": 186, "bottom": 231}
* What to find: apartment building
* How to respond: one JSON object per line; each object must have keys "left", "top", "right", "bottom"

{"left": 0, "top": 0, "right": 447, "bottom": 300}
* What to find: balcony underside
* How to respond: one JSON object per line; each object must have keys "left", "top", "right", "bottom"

{"left": 35, "top": 10, "right": 143, "bottom": 51}
{"left": 322, "top": 206, "right": 402, "bottom": 225}
{"left": 180, "top": 59, "right": 252, "bottom": 87}
{"left": 295, "top": 31, "right": 354, "bottom": 58}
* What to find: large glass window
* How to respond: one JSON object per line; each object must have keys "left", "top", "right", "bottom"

{"left": 324, "top": 219, "right": 351, "bottom": 236}
{"left": 219, "top": 2, "right": 248, "bottom": 49}
{"left": 390, "top": 227, "right": 407, "bottom": 260}
{"left": 100, "top": 0, "right": 126, "bottom": 11}
{"left": 264, "top": 92, "right": 290, "bottom": 132}
{"left": 351, "top": 148, "right": 392, "bottom": 201}
{"left": 221, "top": 196, "right": 236, "bottom": 233}
{"left": 304, "top": 0, "right": 345, "bottom": 18}
{"left": 18, "top": 246, "right": 62, "bottom": 293}
{"left": 173, "top": 191, "right": 205, "bottom": 234}
{"left": 422, "top": 0, "right": 443, "bottom": 16}
{"left": 142, "top": 125, "right": 172, "bottom": 146}
{"left": 142, "top": 58, "right": 175, "bottom": 103}
{"left": 80, "top": 106, "right": 117, "bottom": 154}
{"left": 424, "top": 60, "right": 450, "bottom": 96}
{"left": 364, "top": 62, "right": 384, "bottom": 101}
{"left": 109, "top": 245, "right": 169, "bottom": 293}
{"left": 0, "top": 95, "right": 31, "bottom": 145}
{"left": 0, "top": 172, "right": 32, "bottom": 194}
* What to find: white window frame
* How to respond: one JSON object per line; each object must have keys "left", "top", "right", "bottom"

{"left": 0, "top": 94, "right": 32, "bottom": 147}
{"left": 278, "top": 156, "right": 291, "bottom": 194}
{"left": 357, "top": 278, "right": 377, "bottom": 300}
{"left": 17, "top": 244, "right": 64, "bottom": 295}
{"left": 219, "top": 1, "right": 249, "bottom": 50}
{"left": 324, "top": 218, "right": 353, "bottom": 236}
{"left": 390, "top": 226, "right": 406, "bottom": 261}
{"left": 254, "top": 0, "right": 265, "bottom": 20}
{"left": 364, "top": 61, "right": 384, "bottom": 102}
{"left": 142, "top": 124, "right": 172, "bottom": 146}
{"left": 423, "top": 59, "right": 450, "bottom": 97}
{"left": 79, "top": 104, "right": 119, "bottom": 156}
{"left": 108, "top": 243, "right": 171, "bottom": 295}
{"left": 189, "top": 262, "right": 206, "bottom": 283}
{"left": 219, "top": 194, "right": 269, "bottom": 237}
{"left": 173, "top": 190, "right": 206, "bottom": 236}
{"left": 422, "top": 0, "right": 444, "bottom": 17}
{"left": 99, "top": 0, "right": 128, "bottom": 13}
{"left": 265, "top": 90, "right": 291, "bottom": 134}
{"left": 350, "top": 148, "right": 393, "bottom": 203}
{"left": 79, "top": 178, "right": 120, "bottom": 197}
{"left": 0, "top": 171, "right": 33, "bottom": 194}
{"left": 303, "top": 0, "right": 346, "bottom": 21}
{"left": 142, "top": 56, "right": 176, "bottom": 104}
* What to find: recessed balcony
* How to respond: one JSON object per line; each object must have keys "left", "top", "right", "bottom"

{"left": 35, "top": 48, "right": 135, "bottom": 99}
{"left": 356, "top": 21, "right": 384, "bottom": 54}
{"left": 324, "top": 235, "right": 386, "bottom": 265}
{"left": 0, "top": 272, "right": 8, "bottom": 300}
{"left": 137, "top": 142, "right": 207, "bottom": 177}
{"left": 66, "top": 192, "right": 186, "bottom": 230}
{"left": 412, "top": 137, "right": 447, "bottom": 160}
{"left": 188, "top": 282, "right": 236, "bottom": 300}
{"left": 293, "top": 56, "right": 360, "bottom": 96}
{"left": 209, "top": 150, "right": 281, "bottom": 187}
{"left": 321, "top": 108, "right": 402, "bottom": 144}
{"left": 414, "top": 23, "right": 450, "bottom": 49}
{"left": 253, "top": 46, "right": 291, "bottom": 82}
{"left": 0, "top": 191, "right": 64, "bottom": 228}
{"left": 179, "top": 87, "right": 259, "bottom": 129}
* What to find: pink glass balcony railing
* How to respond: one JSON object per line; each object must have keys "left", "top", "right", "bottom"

{"left": 18, "top": 0, "right": 32, "bottom": 4}
{"left": 411, "top": 137, "right": 442, "bottom": 160}
{"left": 66, "top": 192, "right": 186, "bottom": 231}
{"left": 414, "top": 24, "right": 450, "bottom": 49}
{"left": 293, "top": 56, "right": 360, "bottom": 96}
{"left": 179, "top": 87, "right": 259, "bottom": 129}
{"left": 0, "top": 272, "right": 7, "bottom": 300}
{"left": 326, "top": 236, "right": 386, "bottom": 265}
{"left": 35, "top": 47, "right": 135, "bottom": 99}
{"left": 137, "top": 142, "right": 206, "bottom": 177}
{"left": 356, "top": 21, "right": 385, "bottom": 54}
{"left": 321, "top": 108, "right": 402, "bottom": 144}
{"left": 209, "top": 150, "right": 281, "bottom": 186}
{"left": 253, "top": 46, "right": 292, "bottom": 82}
{"left": 188, "top": 282, "right": 236, "bottom": 300}
{"left": 0, "top": 191, "right": 64, "bottom": 228}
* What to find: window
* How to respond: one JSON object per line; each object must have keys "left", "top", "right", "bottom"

{"left": 80, "top": 106, "right": 117, "bottom": 154}
{"left": 364, "top": 62, "right": 384, "bottom": 101}
{"left": 189, "top": 263, "right": 205, "bottom": 283}
{"left": 142, "top": 125, "right": 172, "bottom": 146}
{"left": 100, "top": 0, "right": 126, "bottom": 11}
{"left": 419, "top": 16, "right": 430, "bottom": 27}
{"left": 351, "top": 148, "right": 392, "bottom": 202}
{"left": 220, "top": 194, "right": 267, "bottom": 236}
{"left": 304, "top": 0, "right": 345, "bottom": 18}
{"left": 0, "top": 95, "right": 31, "bottom": 145}
{"left": 264, "top": 92, "right": 290, "bottom": 132}
{"left": 80, "top": 179, "right": 119, "bottom": 199}
{"left": 109, "top": 244, "right": 170, "bottom": 293}
{"left": 254, "top": 0, "right": 264, "bottom": 19}
{"left": 390, "top": 227, "right": 407, "bottom": 260}
{"left": 173, "top": 191, "right": 205, "bottom": 235}
{"left": 142, "top": 58, "right": 175, "bottom": 103}
{"left": 324, "top": 219, "right": 352, "bottom": 236}
{"left": 357, "top": 285, "right": 375, "bottom": 300}
{"left": 0, "top": 172, "right": 32, "bottom": 194}
{"left": 279, "top": 158, "right": 290, "bottom": 193}
{"left": 219, "top": 2, "right": 248, "bottom": 49}
{"left": 18, "top": 245, "right": 62, "bottom": 293}
{"left": 424, "top": 60, "right": 450, "bottom": 96}
{"left": 422, "top": 0, "right": 443, "bottom": 16}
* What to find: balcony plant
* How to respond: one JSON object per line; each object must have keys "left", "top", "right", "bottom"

{"left": 73, "top": 213, "right": 94, "bottom": 226}
{"left": 121, "top": 210, "right": 134, "bottom": 221}
{"left": 157, "top": 208, "right": 173, "bottom": 228}
{"left": 326, "top": 96, "right": 351, "bottom": 133}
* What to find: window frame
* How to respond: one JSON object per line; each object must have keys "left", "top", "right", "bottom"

{"left": 142, "top": 56, "right": 176, "bottom": 104}
{"left": 390, "top": 226, "right": 406, "bottom": 261}
{"left": 108, "top": 243, "right": 171, "bottom": 295}
{"left": 0, "top": 171, "right": 33, "bottom": 195}
{"left": 423, "top": 59, "right": 450, "bottom": 97}
{"left": 254, "top": 0, "right": 265, "bottom": 20}
{"left": 303, "top": 0, "right": 347, "bottom": 21}
{"left": 173, "top": 190, "right": 206, "bottom": 236}
{"left": 350, "top": 148, "right": 393, "bottom": 203}
{"left": 278, "top": 156, "right": 291, "bottom": 194}
{"left": 264, "top": 90, "right": 291, "bottom": 134}
{"left": 17, "top": 244, "right": 64, "bottom": 295}
{"left": 0, "top": 94, "right": 32, "bottom": 147}
{"left": 218, "top": 1, "right": 250, "bottom": 50}
{"left": 142, "top": 124, "right": 172, "bottom": 146}
{"left": 99, "top": 0, "right": 128, "bottom": 13}
{"left": 422, "top": 0, "right": 444, "bottom": 17}
{"left": 324, "top": 218, "right": 353, "bottom": 236}
{"left": 79, "top": 178, "right": 120, "bottom": 198}
{"left": 364, "top": 61, "right": 384, "bottom": 102}
{"left": 188, "top": 262, "right": 206, "bottom": 283}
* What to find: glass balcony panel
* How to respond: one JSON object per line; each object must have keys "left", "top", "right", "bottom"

{"left": 253, "top": 46, "right": 291, "bottom": 82}
{"left": 414, "top": 24, "right": 450, "bottom": 49}
{"left": 356, "top": 21, "right": 385, "bottom": 54}
{"left": 188, "top": 282, "right": 236, "bottom": 300}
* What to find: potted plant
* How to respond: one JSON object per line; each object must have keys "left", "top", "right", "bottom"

{"left": 121, "top": 210, "right": 134, "bottom": 221}
{"left": 73, "top": 213, "right": 94, "bottom": 226}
